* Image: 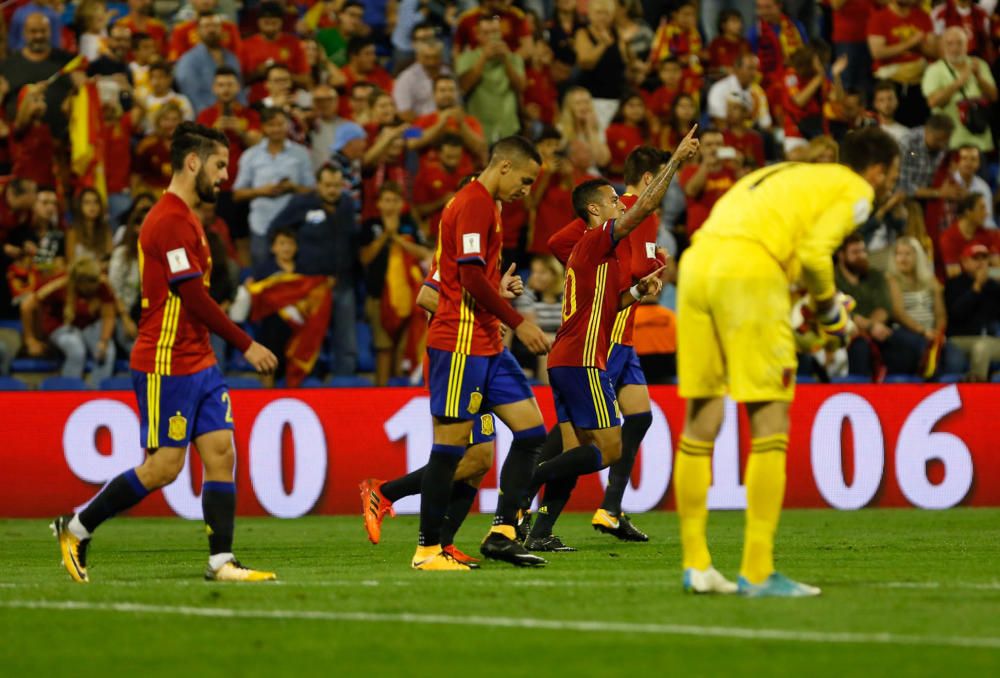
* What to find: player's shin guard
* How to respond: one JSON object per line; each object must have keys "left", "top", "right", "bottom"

{"left": 601, "top": 411, "right": 652, "bottom": 514}
{"left": 78, "top": 468, "right": 151, "bottom": 533}
{"left": 202, "top": 481, "right": 236, "bottom": 555}
{"left": 530, "top": 475, "right": 578, "bottom": 539}
{"left": 675, "top": 436, "right": 714, "bottom": 571}
{"left": 531, "top": 444, "right": 603, "bottom": 486}
{"left": 440, "top": 481, "right": 478, "bottom": 547}
{"left": 382, "top": 467, "right": 425, "bottom": 503}
{"left": 740, "top": 434, "right": 788, "bottom": 585}
{"left": 419, "top": 445, "right": 464, "bottom": 546}
{"left": 492, "top": 426, "right": 546, "bottom": 530}
{"left": 520, "top": 425, "right": 562, "bottom": 512}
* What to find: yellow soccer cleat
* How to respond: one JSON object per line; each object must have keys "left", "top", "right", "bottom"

{"left": 411, "top": 546, "right": 472, "bottom": 571}
{"left": 51, "top": 514, "right": 89, "bottom": 583}
{"left": 592, "top": 509, "right": 649, "bottom": 542}
{"left": 205, "top": 559, "right": 278, "bottom": 582}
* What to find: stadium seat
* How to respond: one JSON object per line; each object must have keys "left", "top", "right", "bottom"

{"left": 39, "top": 376, "right": 90, "bottom": 391}
{"left": 830, "top": 375, "right": 870, "bottom": 384}
{"left": 797, "top": 375, "right": 816, "bottom": 384}
{"left": 0, "top": 319, "right": 22, "bottom": 331}
{"left": 386, "top": 376, "right": 411, "bottom": 387}
{"left": 0, "top": 376, "right": 28, "bottom": 390}
{"left": 356, "top": 322, "right": 375, "bottom": 373}
{"left": 883, "top": 375, "right": 922, "bottom": 384}
{"left": 329, "top": 375, "right": 373, "bottom": 388}
{"left": 12, "top": 357, "right": 59, "bottom": 373}
{"left": 99, "top": 376, "right": 133, "bottom": 390}
{"left": 937, "top": 373, "right": 964, "bottom": 383}
{"left": 991, "top": 373, "right": 1000, "bottom": 383}
{"left": 227, "top": 376, "right": 263, "bottom": 389}
{"left": 275, "top": 377, "right": 326, "bottom": 388}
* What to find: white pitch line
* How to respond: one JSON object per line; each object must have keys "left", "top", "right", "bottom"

{"left": 1, "top": 600, "right": 999, "bottom": 650}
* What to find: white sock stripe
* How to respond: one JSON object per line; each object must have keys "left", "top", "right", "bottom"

{"left": 1, "top": 600, "right": 998, "bottom": 650}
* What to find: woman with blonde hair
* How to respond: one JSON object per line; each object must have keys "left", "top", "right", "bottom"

{"left": 21, "top": 257, "right": 118, "bottom": 382}
{"left": 804, "top": 135, "right": 839, "bottom": 163}
{"left": 556, "top": 86, "right": 612, "bottom": 168}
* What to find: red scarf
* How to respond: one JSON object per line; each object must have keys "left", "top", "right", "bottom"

{"left": 756, "top": 14, "right": 804, "bottom": 83}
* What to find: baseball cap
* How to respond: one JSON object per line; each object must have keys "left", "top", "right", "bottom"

{"left": 331, "top": 122, "right": 366, "bottom": 153}
{"left": 961, "top": 243, "right": 990, "bottom": 259}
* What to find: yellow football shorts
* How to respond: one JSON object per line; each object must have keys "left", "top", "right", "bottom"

{"left": 677, "top": 237, "right": 796, "bottom": 403}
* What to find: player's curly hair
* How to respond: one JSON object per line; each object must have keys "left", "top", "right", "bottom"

{"left": 170, "top": 121, "right": 228, "bottom": 172}
{"left": 840, "top": 127, "right": 900, "bottom": 174}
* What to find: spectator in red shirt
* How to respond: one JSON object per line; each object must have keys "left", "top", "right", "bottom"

{"left": 522, "top": 39, "right": 559, "bottom": 135}
{"left": 830, "top": 0, "right": 876, "bottom": 92}
{"left": 132, "top": 102, "right": 182, "bottom": 196}
{"left": 679, "top": 128, "right": 738, "bottom": 236}
{"left": 360, "top": 125, "right": 410, "bottom": 221}
{"left": 101, "top": 98, "right": 135, "bottom": 227}
{"left": 21, "top": 256, "right": 117, "bottom": 381}
{"left": 337, "top": 36, "right": 395, "bottom": 118}
{"left": 867, "top": 0, "right": 939, "bottom": 127}
{"left": 115, "top": 0, "right": 167, "bottom": 53}
{"left": 604, "top": 92, "right": 651, "bottom": 184}
{"left": 931, "top": 0, "right": 995, "bottom": 63}
{"left": 525, "top": 127, "right": 577, "bottom": 256}
{"left": 940, "top": 193, "right": 1000, "bottom": 278}
{"left": 658, "top": 92, "right": 698, "bottom": 152}
{"left": 10, "top": 83, "right": 54, "bottom": 188}
{"left": 240, "top": 1, "right": 310, "bottom": 103}
{"left": 649, "top": 1, "right": 705, "bottom": 91}
{"left": 411, "top": 75, "right": 487, "bottom": 172}
{"left": 722, "top": 98, "right": 765, "bottom": 169}
{"left": 781, "top": 46, "right": 847, "bottom": 160}
{"left": 453, "top": 0, "right": 533, "bottom": 59}
{"left": 412, "top": 133, "right": 463, "bottom": 241}
{"left": 707, "top": 8, "right": 750, "bottom": 82}
{"left": 646, "top": 56, "right": 699, "bottom": 126}
{"left": 168, "top": 0, "right": 242, "bottom": 61}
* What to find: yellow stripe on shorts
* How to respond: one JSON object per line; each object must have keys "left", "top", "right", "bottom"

{"left": 146, "top": 373, "right": 160, "bottom": 449}
{"left": 587, "top": 367, "right": 609, "bottom": 429}
{"left": 446, "top": 352, "right": 466, "bottom": 418}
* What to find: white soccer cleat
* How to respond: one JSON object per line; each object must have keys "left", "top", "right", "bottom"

{"left": 683, "top": 566, "right": 738, "bottom": 594}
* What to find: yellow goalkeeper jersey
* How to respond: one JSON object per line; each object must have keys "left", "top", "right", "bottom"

{"left": 693, "top": 162, "right": 875, "bottom": 302}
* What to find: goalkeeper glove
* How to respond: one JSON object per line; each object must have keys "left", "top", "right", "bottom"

{"left": 815, "top": 293, "right": 857, "bottom": 348}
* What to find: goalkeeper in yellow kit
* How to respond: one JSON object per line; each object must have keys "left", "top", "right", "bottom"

{"left": 674, "top": 128, "right": 901, "bottom": 597}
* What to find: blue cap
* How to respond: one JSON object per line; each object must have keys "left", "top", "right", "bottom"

{"left": 331, "top": 122, "right": 366, "bottom": 153}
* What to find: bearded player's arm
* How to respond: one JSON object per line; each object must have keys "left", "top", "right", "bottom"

{"left": 612, "top": 125, "right": 699, "bottom": 242}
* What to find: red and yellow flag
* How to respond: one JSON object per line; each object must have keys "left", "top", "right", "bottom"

{"left": 69, "top": 79, "right": 107, "bottom": 202}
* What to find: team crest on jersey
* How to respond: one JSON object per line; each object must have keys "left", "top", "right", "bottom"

{"left": 480, "top": 414, "right": 494, "bottom": 436}
{"left": 468, "top": 391, "right": 483, "bottom": 414}
{"left": 168, "top": 412, "right": 188, "bottom": 441}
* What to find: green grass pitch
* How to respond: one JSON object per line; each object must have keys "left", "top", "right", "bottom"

{"left": 1, "top": 509, "right": 999, "bottom": 676}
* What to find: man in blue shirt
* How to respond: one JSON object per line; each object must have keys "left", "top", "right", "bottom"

{"left": 233, "top": 107, "right": 315, "bottom": 275}
{"left": 174, "top": 13, "right": 243, "bottom": 114}
{"left": 267, "top": 163, "right": 359, "bottom": 376}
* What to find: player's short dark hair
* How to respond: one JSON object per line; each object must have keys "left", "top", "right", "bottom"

{"left": 623, "top": 146, "right": 669, "bottom": 186}
{"left": 259, "top": 106, "right": 288, "bottom": 124}
{"left": 170, "top": 121, "right": 228, "bottom": 171}
{"left": 839, "top": 127, "right": 900, "bottom": 174}
{"left": 214, "top": 65, "right": 240, "bottom": 81}
{"left": 926, "top": 113, "right": 956, "bottom": 134}
{"left": 316, "top": 162, "right": 343, "bottom": 182}
{"left": 270, "top": 225, "right": 297, "bottom": 244}
{"left": 572, "top": 178, "right": 613, "bottom": 221}
{"left": 347, "top": 36, "right": 375, "bottom": 58}
{"left": 439, "top": 132, "right": 463, "bottom": 149}
{"left": 956, "top": 193, "right": 984, "bottom": 216}
{"left": 488, "top": 136, "right": 542, "bottom": 167}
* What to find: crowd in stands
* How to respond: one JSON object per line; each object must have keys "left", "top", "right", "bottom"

{"left": 0, "top": 0, "right": 999, "bottom": 389}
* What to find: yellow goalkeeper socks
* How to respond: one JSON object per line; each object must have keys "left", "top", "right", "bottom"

{"left": 740, "top": 433, "right": 789, "bottom": 585}
{"left": 675, "top": 435, "right": 714, "bottom": 571}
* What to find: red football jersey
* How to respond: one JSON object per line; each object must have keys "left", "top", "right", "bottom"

{"left": 168, "top": 19, "right": 242, "bottom": 60}
{"left": 680, "top": 163, "right": 737, "bottom": 235}
{"left": 831, "top": 0, "right": 873, "bottom": 44}
{"left": 547, "top": 220, "right": 622, "bottom": 370}
{"left": 427, "top": 180, "right": 505, "bottom": 356}
{"left": 115, "top": 16, "right": 168, "bottom": 53}
{"left": 9, "top": 120, "right": 55, "bottom": 188}
{"left": 240, "top": 34, "right": 309, "bottom": 102}
{"left": 130, "top": 192, "right": 216, "bottom": 375}
{"left": 38, "top": 274, "right": 115, "bottom": 336}
{"left": 609, "top": 193, "right": 661, "bottom": 347}
{"left": 196, "top": 103, "right": 261, "bottom": 191}
{"left": 412, "top": 161, "right": 460, "bottom": 240}
{"left": 708, "top": 35, "right": 750, "bottom": 72}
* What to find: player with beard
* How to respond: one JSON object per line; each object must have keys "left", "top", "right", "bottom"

{"left": 52, "top": 122, "right": 279, "bottom": 583}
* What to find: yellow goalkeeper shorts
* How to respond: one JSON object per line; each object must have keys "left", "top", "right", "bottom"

{"left": 676, "top": 237, "right": 797, "bottom": 403}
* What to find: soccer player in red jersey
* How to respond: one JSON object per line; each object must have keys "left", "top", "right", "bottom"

{"left": 414, "top": 137, "right": 551, "bottom": 571}
{"left": 52, "top": 122, "right": 279, "bottom": 584}
{"left": 527, "top": 147, "right": 675, "bottom": 549}
{"left": 523, "top": 130, "right": 698, "bottom": 551}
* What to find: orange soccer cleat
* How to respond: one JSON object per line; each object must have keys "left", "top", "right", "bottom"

{"left": 443, "top": 544, "right": 481, "bottom": 569}
{"left": 360, "top": 478, "right": 395, "bottom": 544}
